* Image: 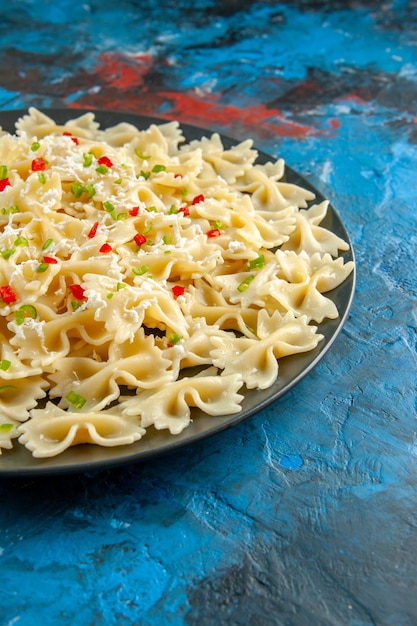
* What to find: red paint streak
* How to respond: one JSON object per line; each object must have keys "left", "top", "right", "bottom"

{"left": 94, "top": 52, "right": 153, "bottom": 90}
{"left": 70, "top": 52, "right": 328, "bottom": 139}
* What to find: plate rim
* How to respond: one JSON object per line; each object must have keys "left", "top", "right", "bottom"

{"left": 0, "top": 107, "right": 356, "bottom": 477}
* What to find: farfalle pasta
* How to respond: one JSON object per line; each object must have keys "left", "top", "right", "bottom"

{"left": 0, "top": 108, "right": 354, "bottom": 458}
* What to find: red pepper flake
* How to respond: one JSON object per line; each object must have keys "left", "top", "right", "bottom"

{"left": 31, "top": 157, "right": 46, "bottom": 172}
{"left": 192, "top": 194, "right": 205, "bottom": 205}
{"left": 43, "top": 256, "right": 58, "bottom": 264}
{"left": 172, "top": 285, "right": 185, "bottom": 298}
{"left": 134, "top": 233, "right": 147, "bottom": 247}
{"left": 0, "top": 178, "right": 11, "bottom": 192}
{"left": 178, "top": 205, "right": 190, "bottom": 217}
{"left": 88, "top": 221, "right": 99, "bottom": 238}
{"left": 97, "top": 156, "right": 113, "bottom": 168}
{"left": 68, "top": 284, "right": 86, "bottom": 300}
{"left": 62, "top": 131, "right": 79, "bottom": 145}
{"left": 129, "top": 207, "right": 140, "bottom": 217}
{"left": 206, "top": 228, "right": 221, "bottom": 238}
{"left": 0, "top": 284, "right": 17, "bottom": 304}
{"left": 174, "top": 173, "right": 182, "bottom": 178}
{"left": 99, "top": 243, "right": 112, "bottom": 253}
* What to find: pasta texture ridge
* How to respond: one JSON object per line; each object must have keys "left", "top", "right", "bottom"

{"left": 0, "top": 108, "right": 354, "bottom": 457}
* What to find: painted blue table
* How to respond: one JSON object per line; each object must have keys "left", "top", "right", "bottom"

{"left": 0, "top": 2, "right": 416, "bottom": 624}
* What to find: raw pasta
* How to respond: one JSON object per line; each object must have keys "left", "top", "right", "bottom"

{"left": 0, "top": 108, "right": 354, "bottom": 458}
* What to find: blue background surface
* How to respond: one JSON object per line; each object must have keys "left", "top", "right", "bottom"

{"left": 0, "top": 1, "right": 416, "bottom": 624}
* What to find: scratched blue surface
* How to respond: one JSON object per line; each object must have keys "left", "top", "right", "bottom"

{"left": 0, "top": 1, "right": 416, "bottom": 625}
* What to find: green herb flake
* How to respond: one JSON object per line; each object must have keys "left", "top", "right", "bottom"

{"left": 38, "top": 172, "right": 46, "bottom": 184}
{"left": 237, "top": 274, "right": 255, "bottom": 293}
{"left": 106, "top": 292, "right": 114, "bottom": 300}
{"left": 96, "top": 164, "right": 109, "bottom": 174}
{"left": 116, "top": 282, "right": 126, "bottom": 291}
{"left": 114, "top": 178, "right": 123, "bottom": 185}
{"left": 1, "top": 249, "right": 15, "bottom": 260}
{"left": 36, "top": 262, "right": 49, "bottom": 273}
{"left": 0, "top": 165, "right": 8, "bottom": 180}
{"left": 163, "top": 235, "right": 172, "bottom": 245}
{"left": 0, "top": 359, "right": 11, "bottom": 371}
{"left": 139, "top": 170, "right": 150, "bottom": 180}
{"left": 31, "top": 141, "right": 41, "bottom": 152}
{"left": 65, "top": 390, "right": 87, "bottom": 410}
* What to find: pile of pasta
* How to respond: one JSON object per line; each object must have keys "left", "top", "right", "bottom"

{"left": 0, "top": 108, "right": 353, "bottom": 458}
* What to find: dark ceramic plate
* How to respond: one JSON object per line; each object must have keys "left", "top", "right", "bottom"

{"left": 0, "top": 108, "right": 355, "bottom": 476}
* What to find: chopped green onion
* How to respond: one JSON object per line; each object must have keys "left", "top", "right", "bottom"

{"left": 168, "top": 205, "right": 178, "bottom": 214}
{"left": 82, "top": 152, "right": 94, "bottom": 167}
{"left": 143, "top": 222, "right": 153, "bottom": 234}
{"left": 147, "top": 205, "right": 157, "bottom": 212}
{"left": 71, "top": 182, "right": 84, "bottom": 198}
{"left": 248, "top": 254, "right": 265, "bottom": 270}
{"left": 31, "top": 141, "right": 41, "bottom": 152}
{"left": 0, "top": 359, "right": 11, "bottom": 371}
{"left": 14, "top": 236, "right": 29, "bottom": 247}
{"left": 0, "top": 423, "right": 14, "bottom": 433}
{"left": 168, "top": 334, "right": 183, "bottom": 346}
{"left": 36, "top": 262, "right": 49, "bottom": 273}
{"left": 71, "top": 300, "right": 82, "bottom": 311}
{"left": 84, "top": 184, "right": 96, "bottom": 199}
{"left": 1, "top": 249, "right": 15, "bottom": 259}
{"left": 163, "top": 235, "right": 172, "bottom": 245}
{"left": 132, "top": 264, "right": 150, "bottom": 276}
{"left": 95, "top": 164, "right": 109, "bottom": 174}
{"left": 0, "top": 166, "right": 8, "bottom": 180}
{"left": 214, "top": 220, "right": 223, "bottom": 230}
{"left": 65, "top": 390, "right": 87, "bottom": 410}
{"left": 0, "top": 385, "right": 16, "bottom": 394}
{"left": 237, "top": 274, "right": 255, "bottom": 293}
{"left": 114, "top": 178, "right": 122, "bottom": 184}
{"left": 180, "top": 187, "right": 188, "bottom": 196}
{"left": 103, "top": 200, "right": 115, "bottom": 213}
{"left": 2, "top": 205, "right": 19, "bottom": 215}
{"left": 106, "top": 293, "right": 114, "bottom": 300}
{"left": 38, "top": 172, "right": 46, "bottom": 184}
{"left": 116, "top": 282, "right": 126, "bottom": 291}
{"left": 139, "top": 170, "right": 150, "bottom": 180}
{"left": 135, "top": 149, "right": 151, "bottom": 159}
{"left": 42, "top": 238, "right": 53, "bottom": 251}
{"left": 116, "top": 212, "right": 128, "bottom": 220}
{"left": 152, "top": 164, "right": 166, "bottom": 173}
{"left": 15, "top": 304, "right": 37, "bottom": 325}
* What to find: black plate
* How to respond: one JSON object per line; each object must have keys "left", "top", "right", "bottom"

{"left": 0, "top": 108, "right": 355, "bottom": 476}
